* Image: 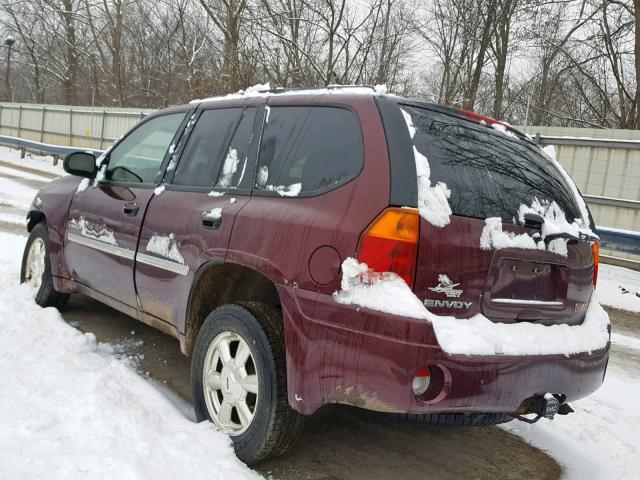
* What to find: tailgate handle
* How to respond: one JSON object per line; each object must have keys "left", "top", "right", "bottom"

{"left": 202, "top": 213, "right": 222, "bottom": 230}
{"left": 123, "top": 202, "right": 139, "bottom": 216}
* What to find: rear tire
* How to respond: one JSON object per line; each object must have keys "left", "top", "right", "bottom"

{"left": 393, "top": 412, "right": 513, "bottom": 426}
{"left": 20, "top": 222, "right": 69, "bottom": 309}
{"left": 191, "top": 302, "right": 304, "bottom": 464}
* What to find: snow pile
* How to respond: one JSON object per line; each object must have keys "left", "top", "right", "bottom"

{"left": 480, "top": 217, "right": 542, "bottom": 251}
{"left": 256, "top": 166, "right": 269, "bottom": 187}
{"left": 334, "top": 258, "right": 429, "bottom": 318}
{"left": 204, "top": 207, "right": 222, "bottom": 219}
{"left": 481, "top": 198, "right": 598, "bottom": 257}
{"left": 216, "top": 148, "right": 239, "bottom": 188}
{"left": 596, "top": 264, "right": 640, "bottom": 313}
{"left": 401, "top": 108, "right": 451, "bottom": 227}
{"left": 146, "top": 234, "right": 185, "bottom": 264}
{"left": 69, "top": 216, "right": 117, "bottom": 246}
{"left": 334, "top": 258, "right": 610, "bottom": 356}
{"left": 92, "top": 164, "right": 106, "bottom": 187}
{"left": 75, "top": 177, "right": 90, "bottom": 194}
{"left": 0, "top": 231, "right": 260, "bottom": 480}
{"left": 265, "top": 183, "right": 302, "bottom": 197}
{"left": 490, "top": 122, "right": 519, "bottom": 139}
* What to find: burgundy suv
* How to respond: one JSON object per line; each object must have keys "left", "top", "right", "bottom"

{"left": 20, "top": 87, "right": 609, "bottom": 464}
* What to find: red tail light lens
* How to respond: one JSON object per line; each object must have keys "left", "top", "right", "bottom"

{"left": 357, "top": 208, "right": 419, "bottom": 287}
{"left": 592, "top": 241, "right": 600, "bottom": 286}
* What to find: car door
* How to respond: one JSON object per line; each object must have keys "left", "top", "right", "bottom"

{"left": 134, "top": 105, "right": 261, "bottom": 332}
{"left": 65, "top": 110, "right": 188, "bottom": 309}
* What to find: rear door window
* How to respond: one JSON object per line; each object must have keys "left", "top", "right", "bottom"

{"left": 171, "top": 108, "right": 242, "bottom": 188}
{"left": 214, "top": 108, "right": 257, "bottom": 189}
{"left": 255, "top": 106, "right": 363, "bottom": 196}
{"left": 401, "top": 105, "right": 582, "bottom": 224}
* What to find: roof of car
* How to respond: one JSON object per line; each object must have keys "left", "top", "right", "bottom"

{"left": 190, "top": 84, "right": 389, "bottom": 105}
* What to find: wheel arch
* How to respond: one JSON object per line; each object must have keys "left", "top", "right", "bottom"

{"left": 27, "top": 209, "right": 46, "bottom": 231}
{"left": 182, "top": 260, "right": 282, "bottom": 356}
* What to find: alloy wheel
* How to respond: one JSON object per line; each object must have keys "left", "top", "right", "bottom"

{"left": 203, "top": 331, "right": 259, "bottom": 435}
{"left": 25, "top": 238, "right": 46, "bottom": 292}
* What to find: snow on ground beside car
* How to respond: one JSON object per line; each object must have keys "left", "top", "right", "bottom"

{"left": 597, "top": 264, "right": 640, "bottom": 313}
{"left": 334, "top": 257, "right": 610, "bottom": 356}
{"left": 0, "top": 175, "right": 38, "bottom": 209}
{"left": 0, "top": 164, "right": 55, "bottom": 182}
{"left": 502, "top": 375, "right": 640, "bottom": 480}
{"left": 0, "top": 212, "right": 27, "bottom": 226}
{"left": 0, "top": 231, "right": 260, "bottom": 480}
{"left": 0, "top": 146, "right": 65, "bottom": 176}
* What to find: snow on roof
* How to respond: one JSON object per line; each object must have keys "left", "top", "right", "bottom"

{"left": 191, "top": 83, "right": 388, "bottom": 104}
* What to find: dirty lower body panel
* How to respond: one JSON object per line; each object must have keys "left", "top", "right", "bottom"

{"left": 278, "top": 285, "right": 609, "bottom": 416}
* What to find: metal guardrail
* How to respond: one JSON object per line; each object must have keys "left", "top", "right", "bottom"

{"left": 0, "top": 134, "right": 103, "bottom": 164}
{"left": 596, "top": 227, "right": 640, "bottom": 256}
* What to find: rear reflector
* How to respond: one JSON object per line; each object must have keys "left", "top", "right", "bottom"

{"left": 412, "top": 367, "right": 431, "bottom": 396}
{"left": 592, "top": 241, "right": 600, "bottom": 286}
{"left": 357, "top": 208, "right": 419, "bottom": 287}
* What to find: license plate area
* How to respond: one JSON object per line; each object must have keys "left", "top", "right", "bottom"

{"left": 483, "top": 258, "right": 568, "bottom": 320}
{"left": 492, "top": 258, "right": 568, "bottom": 302}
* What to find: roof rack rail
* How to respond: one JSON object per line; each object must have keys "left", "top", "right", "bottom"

{"left": 259, "top": 84, "right": 380, "bottom": 93}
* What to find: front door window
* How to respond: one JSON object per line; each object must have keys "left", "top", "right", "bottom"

{"left": 105, "top": 113, "right": 185, "bottom": 184}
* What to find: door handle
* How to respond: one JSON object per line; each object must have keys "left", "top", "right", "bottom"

{"left": 123, "top": 202, "right": 139, "bottom": 216}
{"left": 202, "top": 212, "right": 222, "bottom": 230}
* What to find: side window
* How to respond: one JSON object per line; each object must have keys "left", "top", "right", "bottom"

{"left": 215, "top": 108, "right": 256, "bottom": 189}
{"left": 171, "top": 108, "right": 242, "bottom": 188}
{"left": 106, "top": 113, "right": 185, "bottom": 184}
{"left": 255, "top": 106, "right": 364, "bottom": 196}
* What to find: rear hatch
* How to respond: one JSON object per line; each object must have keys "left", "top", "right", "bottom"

{"left": 377, "top": 98, "right": 596, "bottom": 326}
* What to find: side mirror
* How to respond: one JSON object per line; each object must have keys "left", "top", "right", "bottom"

{"left": 63, "top": 152, "right": 97, "bottom": 178}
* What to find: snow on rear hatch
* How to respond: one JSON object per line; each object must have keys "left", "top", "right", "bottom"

{"left": 399, "top": 105, "right": 596, "bottom": 326}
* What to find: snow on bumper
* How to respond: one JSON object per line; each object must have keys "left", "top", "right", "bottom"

{"left": 280, "top": 285, "right": 610, "bottom": 416}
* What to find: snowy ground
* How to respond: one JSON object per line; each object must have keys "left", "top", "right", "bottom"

{"left": 0, "top": 232, "right": 260, "bottom": 479}
{"left": 598, "top": 264, "right": 640, "bottom": 313}
{"left": 0, "top": 153, "right": 639, "bottom": 479}
{"left": 0, "top": 145, "right": 65, "bottom": 176}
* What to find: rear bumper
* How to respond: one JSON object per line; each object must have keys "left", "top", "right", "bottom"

{"left": 278, "top": 285, "right": 610, "bottom": 415}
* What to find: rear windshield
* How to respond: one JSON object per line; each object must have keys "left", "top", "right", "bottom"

{"left": 400, "top": 104, "right": 582, "bottom": 224}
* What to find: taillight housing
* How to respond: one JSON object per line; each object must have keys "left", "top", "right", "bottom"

{"left": 356, "top": 208, "right": 420, "bottom": 288}
{"left": 592, "top": 241, "right": 600, "bottom": 286}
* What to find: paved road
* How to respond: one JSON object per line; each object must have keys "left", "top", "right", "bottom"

{"left": 7, "top": 159, "right": 631, "bottom": 480}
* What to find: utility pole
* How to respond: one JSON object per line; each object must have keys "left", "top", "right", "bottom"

{"left": 3, "top": 35, "right": 15, "bottom": 102}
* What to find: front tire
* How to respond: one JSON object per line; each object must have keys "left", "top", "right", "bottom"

{"left": 191, "top": 302, "right": 304, "bottom": 464}
{"left": 20, "top": 222, "right": 69, "bottom": 309}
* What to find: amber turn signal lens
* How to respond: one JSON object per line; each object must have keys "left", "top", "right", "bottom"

{"left": 357, "top": 208, "right": 420, "bottom": 287}
{"left": 592, "top": 241, "right": 599, "bottom": 286}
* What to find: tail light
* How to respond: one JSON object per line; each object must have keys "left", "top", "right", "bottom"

{"left": 357, "top": 208, "right": 419, "bottom": 287}
{"left": 457, "top": 108, "right": 508, "bottom": 128}
{"left": 592, "top": 241, "right": 600, "bottom": 286}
